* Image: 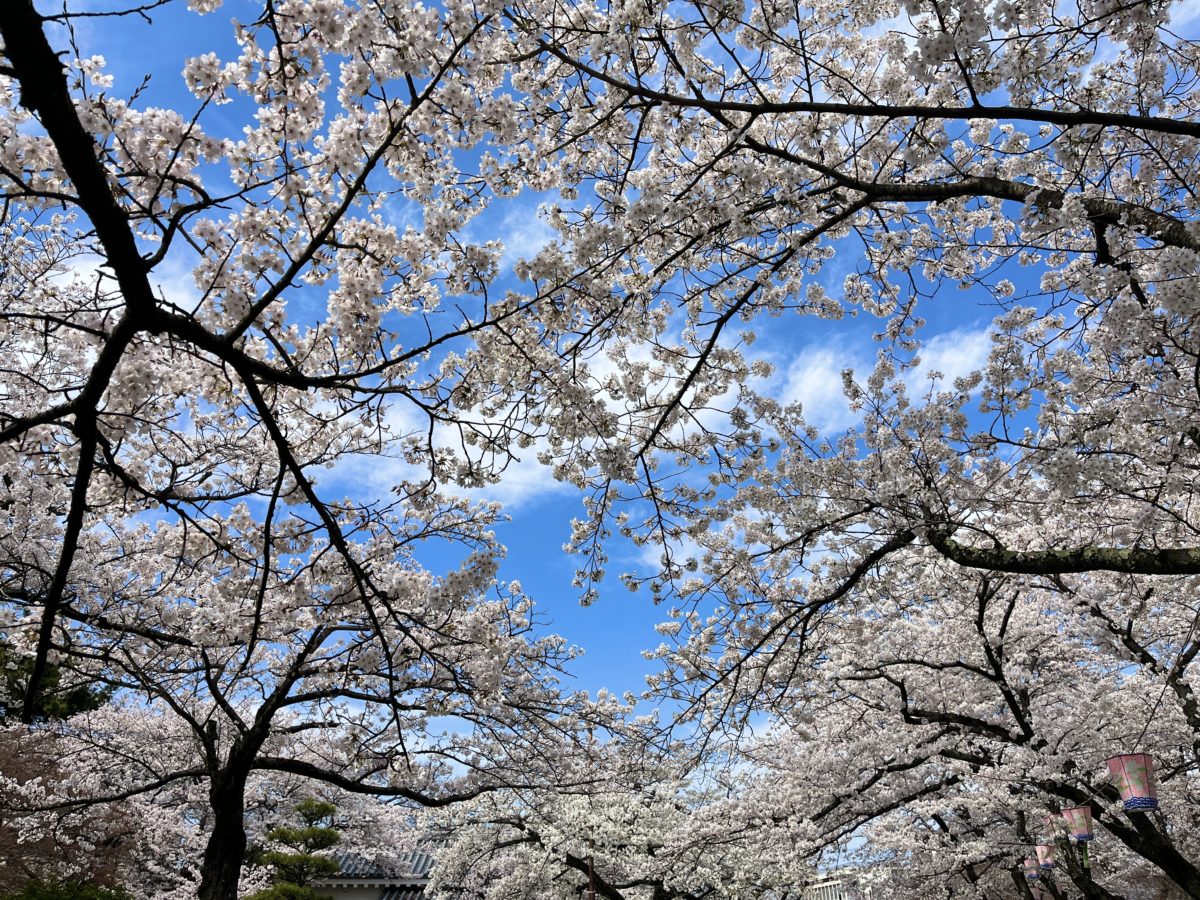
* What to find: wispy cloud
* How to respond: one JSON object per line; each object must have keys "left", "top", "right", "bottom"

{"left": 322, "top": 400, "right": 572, "bottom": 513}
{"left": 496, "top": 202, "right": 557, "bottom": 270}
{"left": 905, "top": 325, "right": 992, "bottom": 394}
{"left": 776, "top": 323, "right": 993, "bottom": 432}
{"left": 1171, "top": 0, "right": 1200, "bottom": 31}
{"left": 464, "top": 442, "right": 575, "bottom": 511}
{"left": 779, "top": 344, "right": 868, "bottom": 433}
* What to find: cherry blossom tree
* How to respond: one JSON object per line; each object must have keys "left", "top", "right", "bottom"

{"left": 492, "top": 0, "right": 1200, "bottom": 588}
{"left": 2, "top": 703, "right": 475, "bottom": 899}
{"left": 699, "top": 562, "right": 1200, "bottom": 899}
{"left": 426, "top": 719, "right": 828, "bottom": 900}
{"left": 491, "top": 0, "right": 1200, "bottom": 895}
{"left": 5, "top": 0, "right": 1200, "bottom": 896}
{"left": 0, "top": 1, "right": 589, "bottom": 897}
{"left": 1, "top": 513, "right": 583, "bottom": 898}
{"left": 431, "top": 566, "right": 1200, "bottom": 900}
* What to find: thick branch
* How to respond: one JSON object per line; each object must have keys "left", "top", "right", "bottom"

{"left": 252, "top": 756, "right": 493, "bottom": 806}
{"left": 0, "top": 1, "right": 159, "bottom": 322}
{"left": 928, "top": 530, "right": 1200, "bottom": 576}
{"left": 531, "top": 37, "right": 1200, "bottom": 140}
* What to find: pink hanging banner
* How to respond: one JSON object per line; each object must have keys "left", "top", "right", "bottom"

{"left": 1106, "top": 753, "right": 1158, "bottom": 811}
{"left": 1023, "top": 857, "right": 1041, "bottom": 881}
{"left": 1036, "top": 844, "right": 1056, "bottom": 869}
{"left": 1061, "top": 805, "right": 1094, "bottom": 841}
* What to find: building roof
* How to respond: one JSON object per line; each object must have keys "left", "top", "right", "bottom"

{"left": 330, "top": 849, "right": 436, "bottom": 880}
{"left": 380, "top": 888, "right": 426, "bottom": 900}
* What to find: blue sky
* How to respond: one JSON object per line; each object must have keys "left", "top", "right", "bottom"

{"left": 50, "top": 0, "right": 1002, "bottom": 701}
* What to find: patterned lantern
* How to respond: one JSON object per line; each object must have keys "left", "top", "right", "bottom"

{"left": 1023, "top": 857, "right": 1041, "bottom": 881}
{"left": 1036, "top": 844, "right": 1056, "bottom": 869}
{"left": 1106, "top": 753, "right": 1159, "bottom": 811}
{"left": 1061, "top": 805, "right": 1094, "bottom": 841}
{"left": 1061, "top": 804, "right": 1094, "bottom": 868}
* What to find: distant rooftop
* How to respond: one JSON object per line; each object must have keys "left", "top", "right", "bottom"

{"left": 328, "top": 849, "right": 437, "bottom": 881}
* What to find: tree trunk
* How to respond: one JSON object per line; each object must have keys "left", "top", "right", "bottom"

{"left": 1060, "top": 842, "right": 1125, "bottom": 900}
{"left": 1043, "top": 786, "right": 1200, "bottom": 899}
{"left": 197, "top": 768, "right": 249, "bottom": 900}
{"left": 1124, "top": 813, "right": 1200, "bottom": 899}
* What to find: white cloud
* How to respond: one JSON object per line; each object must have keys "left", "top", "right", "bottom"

{"left": 1172, "top": 0, "right": 1200, "bottom": 30}
{"left": 776, "top": 324, "right": 992, "bottom": 432}
{"left": 497, "top": 203, "right": 557, "bottom": 269}
{"left": 320, "top": 449, "right": 417, "bottom": 500}
{"left": 464, "top": 442, "right": 574, "bottom": 511}
{"left": 904, "top": 325, "right": 992, "bottom": 394}
{"left": 149, "top": 251, "right": 205, "bottom": 312}
{"left": 780, "top": 344, "right": 867, "bottom": 433}
{"left": 632, "top": 529, "right": 707, "bottom": 572}
{"left": 316, "top": 399, "right": 425, "bottom": 499}
{"left": 321, "top": 399, "right": 572, "bottom": 513}
{"left": 460, "top": 195, "right": 559, "bottom": 273}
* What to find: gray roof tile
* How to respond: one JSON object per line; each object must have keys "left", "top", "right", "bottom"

{"left": 380, "top": 888, "right": 426, "bottom": 900}
{"left": 331, "top": 849, "right": 436, "bottom": 880}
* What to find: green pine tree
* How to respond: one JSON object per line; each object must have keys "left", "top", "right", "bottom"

{"left": 0, "top": 641, "right": 111, "bottom": 723}
{"left": 246, "top": 798, "right": 342, "bottom": 900}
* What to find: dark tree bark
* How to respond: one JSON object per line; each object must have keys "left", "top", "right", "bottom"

{"left": 198, "top": 767, "right": 250, "bottom": 900}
